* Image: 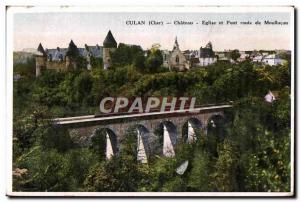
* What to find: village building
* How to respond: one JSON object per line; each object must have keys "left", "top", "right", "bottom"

{"left": 252, "top": 55, "right": 264, "bottom": 63}
{"left": 215, "top": 51, "right": 230, "bottom": 62}
{"left": 34, "top": 30, "right": 289, "bottom": 77}
{"left": 198, "top": 42, "right": 217, "bottom": 66}
{"left": 261, "top": 54, "right": 286, "bottom": 66}
{"left": 162, "top": 40, "right": 218, "bottom": 70}
{"left": 164, "top": 37, "right": 190, "bottom": 71}
{"left": 252, "top": 53, "right": 286, "bottom": 66}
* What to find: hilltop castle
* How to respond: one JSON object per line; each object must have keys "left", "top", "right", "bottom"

{"left": 35, "top": 30, "right": 220, "bottom": 76}
{"left": 35, "top": 30, "right": 117, "bottom": 77}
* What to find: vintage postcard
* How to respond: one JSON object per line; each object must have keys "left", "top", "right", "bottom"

{"left": 6, "top": 6, "right": 294, "bottom": 197}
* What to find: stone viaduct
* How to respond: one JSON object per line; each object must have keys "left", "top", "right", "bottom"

{"left": 54, "top": 104, "right": 232, "bottom": 162}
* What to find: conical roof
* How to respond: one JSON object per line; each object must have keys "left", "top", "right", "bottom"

{"left": 37, "top": 43, "right": 46, "bottom": 56}
{"left": 68, "top": 39, "right": 77, "bottom": 49}
{"left": 66, "top": 39, "right": 79, "bottom": 58}
{"left": 103, "top": 30, "right": 117, "bottom": 48}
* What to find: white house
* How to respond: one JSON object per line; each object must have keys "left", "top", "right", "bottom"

{"left": 252, "top": 55, "right": 263, "bottom": 63}
{"left": 198, "top": 42, "right": 217, "bottom": 66}
{"left": 262, "top": 54, "right": 285, "bottom": 66}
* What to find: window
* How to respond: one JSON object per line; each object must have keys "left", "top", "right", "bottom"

{"left": 176, "top": 55, "right": 179, "bottom": 63}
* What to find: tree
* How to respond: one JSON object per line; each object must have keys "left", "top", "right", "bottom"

{"left": 211, "top": 139, "right": 239, "bottom": 191}
{"left": 66, "top": 40, "right": 79, "bottom": 59}
{"left": 38, "top": 125, "right": 74, "bottom": 153}
{"left": 13, "top": 147, "right": 96, "bottom": 191}
{"left": 83, "top": 129, "right": 144, "bottom": 192}
{"left": 110, "top": 43, "right": 145, "bottom": 68}
{"left": 73, "top": 71, "right": 93, "bottom": 105}
{"left": 144, "top": 48, "right": 163, "bottom": 73}
{"left": 187, "top": 150, "right": 213, "bottom": 191}
{"left": 66, "top": 40, "right": 87, "bottom": 69}
{"left": 229, "top": 49, "right": 241, "bottom": 61}
{"left": 13, "top": 57, "right": 36, "bottom": 77}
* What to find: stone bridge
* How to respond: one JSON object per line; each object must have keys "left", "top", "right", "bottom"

{"left": 54, "top": 104, "right": 232, "bottom": 163}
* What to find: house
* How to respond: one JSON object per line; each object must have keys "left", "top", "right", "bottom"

{"left": 198, "top": 42, "right": 217, "bottom": 66}
{"left": 252, "top": 55, "right": 263, "bottom": 63}
{"left": 262, "top": 54, "right": 286, "bottom": 66}
{"left": 215, "top": 51, "right": 231, "bottom": 62}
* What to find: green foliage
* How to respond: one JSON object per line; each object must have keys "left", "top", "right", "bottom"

{"left": 90, "top": 56, "right": 103, "bottom": 69}
{"left": 84, "top": 129, "right": 142, "bottom": 192}
{"left": 66, "top": 40, "right": 79, "bottom": 59}
{"left": 38, "top": 125, "right": 74, "bottom": 152}
{"left": 144, "top": 157, "right": 178, "bottom": 191}
{"left": 13, "top": 105, "right": 49, "bottom": 157}
{"left": 73, "top": 71, "right": 93, "bottom": 104}
{"left": 111, "top": 43, "right": 145, "bottom": 68}
{"left": 13, "top": 48, "right": 291, "bottom": 192}
{"left": 90, "top": 129, "right": 107, "bottom": 161}
{"left": 13, "top": 146, "right": 96, "bottom": 191}
{"left": 211, "top": 139, "right": 239, "bottom": 191}
{"left": 83, "top": 154, "right": 143, "bottom": 192}
{"left": 13, "top": 57, "right": 36, "bottom": 77}
{"left": 187, "top": 150, "right": 212, "bottom": 191}
{"left": 240, "top": 127, "right": 290, "bottom": 192}
{"left": 229, "top": 49, "right": 241, "bottom": 61}
{"left": 144, "top": 49, "right": 163, "bottom": 73}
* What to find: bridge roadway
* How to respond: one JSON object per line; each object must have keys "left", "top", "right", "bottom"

{"left": 54, "top": 104, "right": 233, "bottom": 125}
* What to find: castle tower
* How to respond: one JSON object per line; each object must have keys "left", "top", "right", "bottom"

{"left": 36, "top": 43, "right": 47, "bottom": 77}
{"left": 103, "top": 30, "right": 117, "bottom": 70}
{"left": 66, "top": 39, "right": 79, "bottom": 70}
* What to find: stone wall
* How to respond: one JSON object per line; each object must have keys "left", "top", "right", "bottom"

{"left": 103, "top": 48, "right": 116, "bottom": 70}
{"left": 35, "top": 56, "right": 77, "bottom": 76}
{"left": 169, "top": 49, "right": 188, "bottom": 71}
{"left": 45, "top": 61, "right": 69, "bottom": 71}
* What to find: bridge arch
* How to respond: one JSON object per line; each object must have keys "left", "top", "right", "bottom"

{"left": 207, "top": 114, "right": 227, "bottom": 141}
{"left": 206, "top": 114, "right": 227, "bottom": 156}
{"left": 154, "top": 120, "right": 178, "bottom": 157}
{"left": 182, "top": 117, "right": 203, "bottom": 143}
{"left": 127, "top": 124, "right": 156, "bottom": 163}
{"left": 90, "top": 127, "right": 118, "bottom": 160}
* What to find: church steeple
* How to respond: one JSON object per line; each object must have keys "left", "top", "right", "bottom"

{"left": 173, "top": 36, "right": 179, "bottom": 50}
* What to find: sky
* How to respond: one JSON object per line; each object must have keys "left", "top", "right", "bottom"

{"left": 13, "top": 11, "right": 292, "bottom": 51}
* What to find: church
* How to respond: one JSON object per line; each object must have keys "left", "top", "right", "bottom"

{"left": 162, "top": 38, "right": 217, "bottom": 71}
{"left": 162, "top": 37, "right": 190, "bottom": 71}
